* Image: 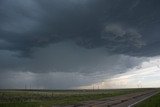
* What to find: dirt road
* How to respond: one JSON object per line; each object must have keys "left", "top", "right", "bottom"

{"left": 65, "top": 89, "right": 159, "bottom": 107}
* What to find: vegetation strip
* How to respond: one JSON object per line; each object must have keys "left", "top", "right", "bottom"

{"left": 0, "top": 89, "right": 151, "bottom": 107}
{"left": 128, "top": 91, "right": 159, "bottom": 107}
{"left": 135, "top": 91, "right": 160, "bottom": 107}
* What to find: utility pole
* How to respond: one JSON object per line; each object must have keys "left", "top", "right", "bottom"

{"left": 25, "top": 84, "right": 27, "bottom": 90}
{"left": 93, "top": 84, "right": 94, "bottom": 91}
{"left": 30, "top": 84, "right": 31, "bottom": 90}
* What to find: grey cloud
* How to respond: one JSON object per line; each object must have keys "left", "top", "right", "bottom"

{"left": 0, "top": 51, "right": 145, "bottom": 89}
{"left": 0, "top": 0, "right": 160, "bottom": 58}
{"left": 0, "top": 50, "right": 29, "bottom": 72}
{"left": 101, "top": 24, "right": 145, "bottom": 55}
{"left": 0, "top": 0, "right": 160, "bottom": 88}
{"left": 0, "top": 42, "right": 145, "bottom": 74}
{"left": 0, "top": 71, "right": 102, "bottom": 89}
{"left": 0, "top": 0, "right": 160, "bottom": 57}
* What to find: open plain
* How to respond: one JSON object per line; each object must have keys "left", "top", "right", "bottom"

{"left": 0, "top": 88, "right": 159, "bottom": 107}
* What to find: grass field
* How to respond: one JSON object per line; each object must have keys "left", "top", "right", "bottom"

{"left": 0, "top": 89, "right": 150, "bottom": 107}
{"left": 135, "top": 92, "right": 160, "bottom": 107}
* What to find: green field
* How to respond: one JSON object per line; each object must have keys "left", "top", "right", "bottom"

{"left": 0, "top": 89, "right": 150, "bottom": 107}
{"left": 135, "top": 92, "right": 160, "bottom": 107}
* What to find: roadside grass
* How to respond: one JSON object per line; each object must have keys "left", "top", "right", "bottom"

{"left": 135, "top": 92, "right": 160, "bottom": 107}
{"left": 0, "top": 89, "right": 149, "bottom": 107}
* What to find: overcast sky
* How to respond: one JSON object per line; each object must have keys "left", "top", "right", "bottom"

{"left": 0, "top": 0, "right": 160, "bottom": 89}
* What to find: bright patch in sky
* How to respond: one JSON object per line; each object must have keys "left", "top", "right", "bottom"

{"left": 78, "top": 56, "right": 160, "bottom": 89}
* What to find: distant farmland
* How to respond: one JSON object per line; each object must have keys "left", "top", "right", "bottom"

{"left": 0, "top": 88, "right": 150, "bottom": 107}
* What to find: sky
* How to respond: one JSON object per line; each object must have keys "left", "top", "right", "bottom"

{"left": 0, "top": 0, "right": 160, "bottom": 89}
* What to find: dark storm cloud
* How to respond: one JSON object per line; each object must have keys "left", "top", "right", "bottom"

{"left": 27, "top": 42, "right": 144, "bottom": 73}
{"left": 0, "top": 71, "right": 106, "bottom": 89}
{"left": 0, "top": 0, "right": 160, "bottom": 57}
{"left": 1, "top": 0, "right": 160, "bottom": 88}
{"left": 0, "top": 0, "right": 160, "bottom": 74}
